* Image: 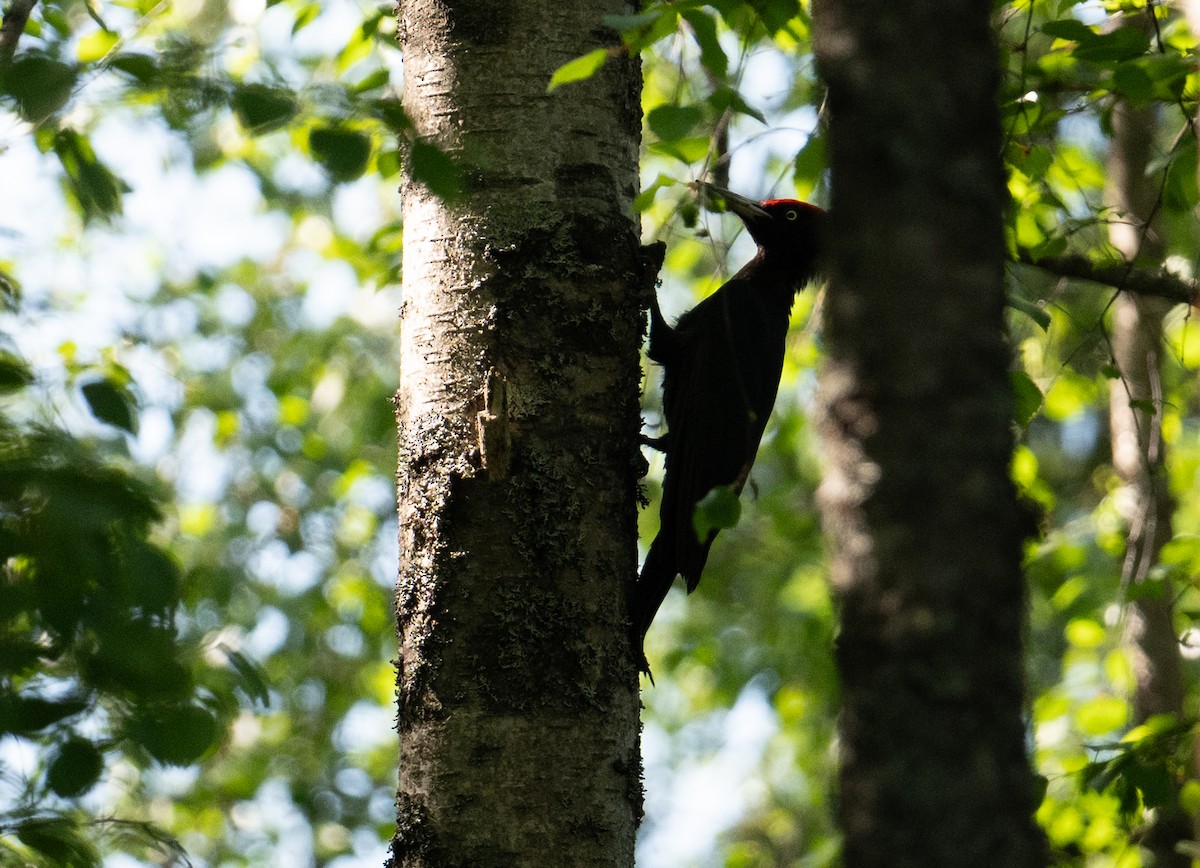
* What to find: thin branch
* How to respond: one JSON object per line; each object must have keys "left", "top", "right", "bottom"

{"left": 1016, "top": 248, "right": 1198, "bottom": 307}
{"left": 0, "top": 0, "right": 38, "bottom": 66}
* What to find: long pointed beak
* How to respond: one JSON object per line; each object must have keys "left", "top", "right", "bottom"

{"left": 694, "top": 182, "right": 769, "bottom": 220}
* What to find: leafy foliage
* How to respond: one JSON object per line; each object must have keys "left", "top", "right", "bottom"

{"left": 1, "top": 0, "right": 402, "bottom": 862}
{"left": 3, "top": 0, "right": 1200, "bottom": 864}
{"left": 0, "top": 365, "right": 237, "bottom": 862}
{"left": 594, "top": 0, "right": 1200, "bottom": 864}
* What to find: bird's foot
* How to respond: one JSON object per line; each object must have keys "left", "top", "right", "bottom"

{"left": 640, "top": 433, "right": 668, "bottom": 453}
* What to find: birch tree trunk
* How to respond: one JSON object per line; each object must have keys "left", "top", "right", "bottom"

{"left": 1105, "top": 16, "right": 1188, "bottom": 862}
{"left": 392, "top": 3, "right": 647, "bottom": 865}
{"left": 812, "top": 1, "right": 1047, "bottom": 863}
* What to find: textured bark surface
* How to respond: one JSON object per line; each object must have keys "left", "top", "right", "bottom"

{"left": 1105, "top": 47, "right": 1189, "bottom": 866}
{"left": 392, "top": 2, "right": 646, "bottom": 865}
{"left": 812, "top": 1, "right": 1047, "bottom": 865}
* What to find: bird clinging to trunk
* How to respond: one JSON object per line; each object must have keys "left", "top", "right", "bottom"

{"left": 633, "top": 184, "right": 825, "bottom": 675}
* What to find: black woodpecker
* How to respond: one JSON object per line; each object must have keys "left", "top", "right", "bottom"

{"left": 634, "top": 184, "right": 825, "bottom": 674}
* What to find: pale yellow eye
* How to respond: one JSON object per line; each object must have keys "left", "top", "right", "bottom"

{"left": 786, "top": 210, "right": 798, "bottom": 221}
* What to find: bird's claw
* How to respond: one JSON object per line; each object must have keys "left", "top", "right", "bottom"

{"left": 640, "top": 433, "right": 668, "bottom": 453}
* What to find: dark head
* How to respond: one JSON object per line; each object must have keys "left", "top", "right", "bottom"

{"left": 699, "top": 183, "right": 825, "bottom": 285}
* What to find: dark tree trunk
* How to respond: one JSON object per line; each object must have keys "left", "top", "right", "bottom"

{"left": 392, "top": 2, "right": 646, "bottom": 865}
{"left": 812, "top": 1, "right": 1048, "bottom": 864}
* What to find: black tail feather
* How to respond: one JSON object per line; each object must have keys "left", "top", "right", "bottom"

{"left": 632, "top": 532, "right": 679, "bottom": 675}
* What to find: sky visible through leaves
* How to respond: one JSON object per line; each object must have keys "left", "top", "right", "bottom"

{"left": 3, "top": 0, "right": 1200, "bottom": 865}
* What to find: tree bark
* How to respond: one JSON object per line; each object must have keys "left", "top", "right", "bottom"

{"left": 0, "top": 0, "right": 37, "bottom": 66}
{"left": 812, "top": 1, "right": 1047, "bottom": 865}
{"left": 1104, "top": 22, "right": 1188, "bottom": 863}
{"left": 392, "top": 3, "right": 646, "bottom": 866}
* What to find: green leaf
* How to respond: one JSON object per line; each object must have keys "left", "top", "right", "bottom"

{"left": 680, "top": 9, "right": 727, "bottom": 78}
{"left": 1112, "top": 62, "right": 1153, "bottom": 104}
{"left": 2, "top": 55, "right": 77, "bottom": 121}
{"left": 1002, "top": 100, "right": 1043, "bottom": 138}
{"left": 793, "top": 131, "right": 826, "bottom": 197}
{"left": 83, "top": 620, "right": 190, "bottom": 698}
{"left": 1010, "top": 143, "right": 1052, "bottom": 180}
{"left": 0, "top": 350, "right": 33, "bottom": 393}
{"left": 293, "top": 2, "right": 319, "bottom": 33}
{"left": 19, "top": 16, "right": 42, "bottom": 37}
{"left": 109, "top": 52, "right": 159, "bottom": 84}
{"left": 231, "top": 84, "right": 299, "bottom": 134}
{"left": 309, "top": 127, "right": 372, "bottom": 183}
{"left": 47, "top": 738, "right": 104, "bottom": 797}
{"left": 1030, "top": 234, "right": 1067, "bottom": 260}
{"left": 1143, "top": 52, "right": 1190, "bottom": 101}
{"left": 52, "top": 130, "right": 127, "bottom": 223}
{"left": 1041, "top": 19, "right": 1096, "bottom": 43}
{"left": 16, "top": 818, "right": 97, "bottom": 866}
{"left": 220, "top": 646, "right": 272, "bottom": 707}
{"left": 77, "top": 29, "right": 119, "bottom": 63}
{"left": 358, "top": 8, "right": 386, "bottom": 42}
{"left": 1077, "top": 694, "right": 1128, "bottom": 735}
{"left": 377, "top": 149, "right": 401, "bottom": 178}
{"left": 604, "top": 7, "right": 679, "bottom": 52}
{"left": 1125, "top": 572, "right": 1166, "bottom": 601}
{"left": 749, "top": 0, "right": 802, "bottom": 36}
{"left": 408, "top": 139, "right": 463, "bottom": 200}
{"left": 1007, "top": 295, "right": 1051, "bottom": 331}
{"left": 0, "top": 269, "right": 19, "bottom": 311}
{"left": 1042, "top": 372, "right": 1097, "bottom": 420}
{"left": 351, "top": 68, "right": 390, "bottom": 94}
{"left": 648, "top": 135, "right": 711, "bottom": 165}
{"left": 1072, "top": 28, "right": 1150, "bottom": 64}
{"left": 0, "top": 639, "right": 49, "bottom": 677}
{"left": 1128, "top": 759, "right": 1174, "bottom": 810}
{"left": 42, "top": 8, "right": 70, "bottom": 36}
{"left": 123, "top": 541, "right": 181, "bottom": 612}
{"left": 128, "top": 704, "right": 219, "bottom": 765}
{"left": 1163, "top": 146, "right": 1199, "bottom": 213}
{"left": 1160, "top": 535, "right": 1200, "bottom": 574}
{"left": 634, "top": 173, "right": 678, "bottom": 212}
{"left": 369, "top": 97, "right": 410, "bottom": 130}
{"left": 646, "top": 104, "right": 703, "bottom": 142}
{"left": 1011, "top": 370, "right": 1043, "bottom": 428}
{"left": 0, "top": 695, "right": 89, "bottom": 735}
{"left": 547, "top": 49, "right": 608, "bottom": 93}
{"left": 81, "top": 377, "right": 137, "bottom": 433}
{"left": 1084, "top": 756, "right": 1123, "bottom": 796}
{"left": 710, "top": 87, "right": 766, "bottom": 125}
{"left": 693, "top": 485, "right": 742, "bottom": 541}
{"left": 1180, "top": 782, "right": 1200, "bottom": 818}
